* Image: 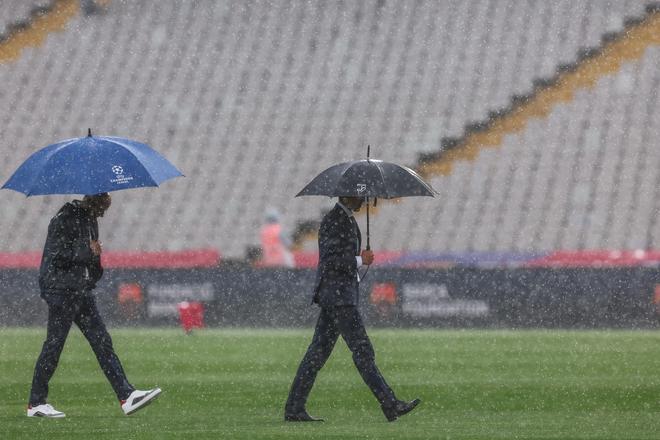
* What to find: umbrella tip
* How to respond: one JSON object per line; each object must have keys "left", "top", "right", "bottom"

{"left": 367, "top": 145, "right": 370, "bottom": 159}
{"left": 87, "top": 128, "right": 92, "bottom": 137}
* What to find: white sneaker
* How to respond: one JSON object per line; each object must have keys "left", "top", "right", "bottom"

{"left": 120, "top": 388, "right": 161, "bottom": 415}
{"left": 27, "top": 403, "right": 65, "bottom": 418}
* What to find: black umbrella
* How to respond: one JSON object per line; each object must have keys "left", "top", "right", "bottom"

{"left": 296, "top": 148, "right": 436, "bottom": 250}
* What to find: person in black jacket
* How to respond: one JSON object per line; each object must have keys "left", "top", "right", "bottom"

{"left": 284, "top": 196, "right": 420, "bottom": 422}
{"left": 27, "top": 193, "right": 161, "bottom": 418}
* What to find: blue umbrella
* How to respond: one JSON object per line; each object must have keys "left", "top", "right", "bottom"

{"left": 2, "top": 130, "right": 183, "bottom": 196}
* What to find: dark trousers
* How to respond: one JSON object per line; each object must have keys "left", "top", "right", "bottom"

{"left": 29, "top": 293, "right": 134, "bottom": 405}
{"left": 285, "top": 305, "right": 396, "bottom": 411}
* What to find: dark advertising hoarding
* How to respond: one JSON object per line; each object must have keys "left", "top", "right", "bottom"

{"left": 0, "top": 267, "right": 658, "bottom": 328}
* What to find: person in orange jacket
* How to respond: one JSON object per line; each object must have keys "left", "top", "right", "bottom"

{"left": 260, "top": 208, "right": 295, "bottom": 268}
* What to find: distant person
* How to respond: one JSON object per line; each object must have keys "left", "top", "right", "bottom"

{"left": 284, "top": 197, "right": 420, "bottom": 422}
{"left": 27, "top": 193, "right": 160, "bottom": 418}
{"left": 259, "top": 208, "right": 295, "bottom": 268}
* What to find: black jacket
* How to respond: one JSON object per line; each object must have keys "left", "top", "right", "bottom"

{"left": 39, "top": 201, "right": 103, "bottom": 295}
{"left": 313, "top": 204, "right": 362, "bottom": 307}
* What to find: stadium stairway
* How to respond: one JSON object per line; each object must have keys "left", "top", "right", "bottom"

{"left": 0, "top": 0, "right": 77, "bottom": 64}
{"left": 417, "top": 2, "right": 660, "bottom": 176}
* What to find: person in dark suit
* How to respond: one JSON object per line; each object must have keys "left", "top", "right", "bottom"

{"left": 284, "top": 196, "right": 420, "bottom": 422}
{"left": 27, "top": 193, "right": 161, "bottom": 418}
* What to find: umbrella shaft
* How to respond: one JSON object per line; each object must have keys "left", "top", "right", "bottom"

{"left": 366, "top": 198, "right": 370, "bottom": 250}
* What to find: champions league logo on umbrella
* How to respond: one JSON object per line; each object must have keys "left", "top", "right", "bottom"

{"left": 110, "top": 165, "right": 134, "bottom": 185}
{"left": 357, "top": 183, "right": 367, "bottom": 194}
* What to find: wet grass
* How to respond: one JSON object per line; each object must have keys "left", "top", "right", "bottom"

{"left": 0, "top": 328, "right": 658, "bottom": 439}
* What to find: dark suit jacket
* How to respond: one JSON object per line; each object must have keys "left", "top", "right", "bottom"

{"left": 39, "top": 201, "right": 103, "bottom": 296}
{"left": 313, "top": 203, "right": 362, "bottom": 307}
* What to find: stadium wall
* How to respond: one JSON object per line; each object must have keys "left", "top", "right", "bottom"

{"left": 1, "top": 267, "right": 658, "bottom": 329}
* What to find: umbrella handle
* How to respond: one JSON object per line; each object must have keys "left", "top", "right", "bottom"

{"left": 366, "top": 197, "right": 370, "bottom": 251}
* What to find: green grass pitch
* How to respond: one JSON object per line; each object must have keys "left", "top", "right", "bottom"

{"left": 1, "top": 328, "right": 658, "bottom": 439}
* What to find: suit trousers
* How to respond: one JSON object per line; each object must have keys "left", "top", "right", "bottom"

{"left": 29, "top": 293, "right": 134, "bottom": 405}
{"left": 285, "top": 305, "right": 396, "bottom": 411}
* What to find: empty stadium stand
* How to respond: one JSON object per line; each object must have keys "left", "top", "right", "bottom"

{"left": 372, "top": 41, "right": 660, "bottom": 253}
{"left": 0, "top": 0, "right": 657, "bottom": 261}
{"left": 0, "top": 0, "right": 48, "bottom": 36}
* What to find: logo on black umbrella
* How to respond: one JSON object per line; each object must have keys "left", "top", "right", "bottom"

{"left": 357, "top": 183, "right": 367, "bottom": 194}
{"left": 110, "top": 165, "right": 133, "bottom": 185}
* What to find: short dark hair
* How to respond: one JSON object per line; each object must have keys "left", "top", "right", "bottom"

{"left": 83, "top": 193, "right": 111, "bottom": 209}
{"left": 339, "top": 196, "right": 362, "bottom": 203}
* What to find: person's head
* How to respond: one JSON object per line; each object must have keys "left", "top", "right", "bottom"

{"left": 264, "top": 208, "right": 281, "bottom": 224}
{"left": 82, "top": 193, "right": 111, "bottom": 218}
{"left": 338, "top": 196, "right": 364, "bottom": 212}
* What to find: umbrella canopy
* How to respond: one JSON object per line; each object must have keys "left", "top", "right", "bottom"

{"left": 296, "top": 159, "right": 436, "bottom": 199}
{"left": 2, "top": 131, "right": 183, "bottom": 196}
{"left": 296, "top": 156, "right": 436, "bottom": 252}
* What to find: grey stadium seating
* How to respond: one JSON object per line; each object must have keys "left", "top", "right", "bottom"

{"left": 0, "top": 0, "right": 655, "bottom": 258}
{"left": 0, "top": 0, "right": 52, "bottom": 36}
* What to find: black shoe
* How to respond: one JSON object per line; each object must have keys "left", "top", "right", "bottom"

{"left": 381, "top": 398, "right": 421, "bottom": 422}
{"left": 284, "top": 410, "right": 324, "bottom": 422}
